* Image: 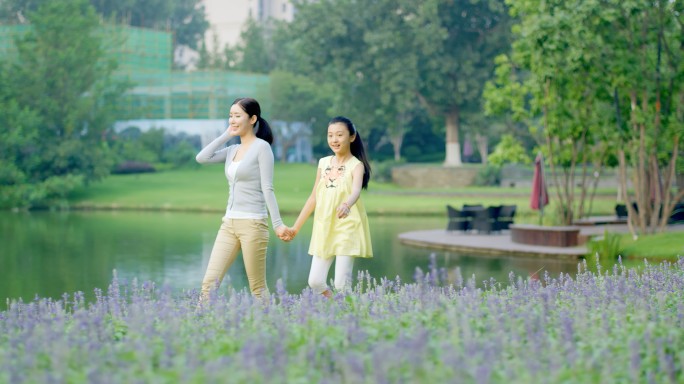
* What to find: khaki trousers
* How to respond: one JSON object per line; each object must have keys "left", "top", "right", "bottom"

{"left": 201, "top": 218, "right": 270, "bottom": 299}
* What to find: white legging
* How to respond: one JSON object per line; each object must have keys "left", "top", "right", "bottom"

{"left": 308, "top": 255, "right": 355, "bottom": 294}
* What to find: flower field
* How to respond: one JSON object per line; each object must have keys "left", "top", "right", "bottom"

{"left": 2, "top": 259, "right": 683, "bottom": 383}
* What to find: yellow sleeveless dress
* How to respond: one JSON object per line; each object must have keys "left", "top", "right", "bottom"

{"left": 308, "top": 156, "right": 373, "bottom": 259}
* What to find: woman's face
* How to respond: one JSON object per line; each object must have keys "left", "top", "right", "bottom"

{"left": 228, "top": 103, "right": 256, "bottom": 137}
{"left": 327, "top": 122, "right": 355, "bottom": 155}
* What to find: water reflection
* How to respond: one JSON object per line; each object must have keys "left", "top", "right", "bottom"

{"left": 0, "top": 211, "right": 580, "bottom": 302}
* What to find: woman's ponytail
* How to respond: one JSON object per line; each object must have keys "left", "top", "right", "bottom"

{"left": 255, "top": 116, "right": 274, "bottom": 145}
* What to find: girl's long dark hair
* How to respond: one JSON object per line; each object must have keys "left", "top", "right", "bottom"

{"left": 232, "top": 97, "right": 273, "bottom": 145}
{"left": 329, "top": 116, "right": 371, "bottom": 189}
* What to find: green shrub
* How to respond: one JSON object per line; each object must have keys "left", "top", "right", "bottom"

{"left": 162, "top": 140, "right": 200, "bottom": 169}
{"left": 587, "top": 230, "right": 622, "bottom": 264}
{"left": 488, "top": 134, "right": 531, "bottom": 167}
{"left": 371, "top": 159, "right": 405, "bottom": 183}
{"left": 474, "top": 164, "right": 501, "bottom": 186}
{"left": 0, "top": 174, "right": 84, "bottom": 209}
{"left": 112, "top": 161, "right": 156, "bottom": 175}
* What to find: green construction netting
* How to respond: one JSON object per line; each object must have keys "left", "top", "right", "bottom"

{"left": 0, "top": 24, "right": 270, "bottom": 120}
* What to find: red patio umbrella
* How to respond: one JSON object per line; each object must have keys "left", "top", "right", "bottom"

{"left": 531, "top": 152, "right": 549, "bottom": 224}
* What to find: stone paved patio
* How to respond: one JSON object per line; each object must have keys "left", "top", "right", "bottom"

{"left": 398, "top": 224, "right": 684, "bottom": 259}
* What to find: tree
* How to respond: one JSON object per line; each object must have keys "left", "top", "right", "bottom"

{"left": 284, "top": 0, "right": 511, "bottom": 166}
{"left": 485, "top": 0, "right": 621, "bottom": 225}
{"left": 274, "top": 1, "right": 382, "bottom": 157}
{"left": 197, "top": 17, "right": 275, "bottom": 73}
{"left": 0, "top": 0, "right": 129, "bottom": 209}
{"left": 270, "top": 71, "right": 334, "bottom": 161}
{"left": 604, "top": 0, "right": 684, "bottom": 235}
{"left": 196, "top": 32, "right": 234, "bottom": 70}
{"left": 485, "top": 0, "right": 683, "bottom": 231}
{"left": 0, "top": 69, "right": 42, "bottom": 207}
{"left": 167, "top": 0, "right": 209, "bottom": 50}
{"left": 280, "top": 0, "right": 422, "bottom": 161}
{"left": 234, "top": 17, "right": 276, "bottom": 74}
{"left": 362, "top": 0, "right": 425, "bottom": 161}
{"left": 406, "top": 0, "right": 512, "bottom": 166}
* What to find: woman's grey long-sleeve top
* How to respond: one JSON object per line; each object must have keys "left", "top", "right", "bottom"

{"left": 196, "top": 132, "right": 284, "bottom": 229}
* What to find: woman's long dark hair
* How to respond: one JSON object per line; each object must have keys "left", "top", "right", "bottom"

{"left": 329, "top": 116, "right": 371, "bottom": 190}
{"left": 232, "top": 97, "right": 273, "bottom": 145}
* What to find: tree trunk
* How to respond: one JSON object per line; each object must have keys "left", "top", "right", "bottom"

{"left": 280, "top": 142, "right": 291, "bottom": 163}
{"left": 279, "top": 122, "right": 295, "bottom": 163}
{"left": 542, "top": 78, "right": 573, "bottom": 225}
{"left": 443, "top": 108, "right": 462, "bottom": 167}
{"left": 617, "top": 149, "right": 638, "bottom": 239}
{"left": 390, "top": 133, "right": 404, "bottom": 161}
{"left": 620, "top": 87, "right": 684, "bottom": 236}
{"left": 389, "top": 112, "right": 409, "bottom": 162}
{"left": 659, "top": 133, "right": 684, "bottom": 230}
{"left": 475, "top": 133, "right": 488, "bottom": 165}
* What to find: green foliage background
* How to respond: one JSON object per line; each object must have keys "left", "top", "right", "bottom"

{"left": 0, "top": 0, "right": 128, "bottom": 209}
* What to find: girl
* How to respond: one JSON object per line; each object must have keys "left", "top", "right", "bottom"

{"left": 288, "top": 116, "right": 373, "bottom": 297}
{"left": 196, "top": 97, "right": 289, "bottom": 300}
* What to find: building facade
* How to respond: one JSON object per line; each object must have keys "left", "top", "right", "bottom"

{"left": 202, "top": 0, "right": 295, "bottom": 53}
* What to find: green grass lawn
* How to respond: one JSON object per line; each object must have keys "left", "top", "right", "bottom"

{"left": 68, "top": 163, "right": 619, "bottom": 221}
{"left": 620, "top": 231, "right": 684, "bottom": 259}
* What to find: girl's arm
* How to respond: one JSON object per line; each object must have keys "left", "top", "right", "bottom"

{"left": 291, "top": 167, "right": 322, "bottom": 237}
{"left": 195, "top": 131, "right": 232, "bottom": 164}
{"left": 336, "top": 162, "right": 364, "bottom": 219}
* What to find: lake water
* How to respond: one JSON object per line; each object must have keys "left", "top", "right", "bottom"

{"left": 0, "top": 211, "right": 579, "bottom": 303}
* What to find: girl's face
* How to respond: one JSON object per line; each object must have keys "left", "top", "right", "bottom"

{"left": 327, "top": 122, "right": 355, "bottom": 155}
{"left": 228, "top": 103, "right": 256, "bottom": 137}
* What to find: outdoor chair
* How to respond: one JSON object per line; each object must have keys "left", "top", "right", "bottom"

{"left": 446, "top": 205, "right": 470, "bottom": 232}
{"left": 615, "top": 204, "right": 628, "bottom": 218}
{"left": 615, "top": 202, "right": 684, "bottom": 223}
{"left": 626, "top": 202, "right": 667, "bottom": 219}
{"left": 668, "top": 203, "right": 684, "bottom": 224}
{"left": 495, "top": 204, "right": 517, "bottom": 231}
{"left": 471, "top": 205, "right": 501, "bottom": 234}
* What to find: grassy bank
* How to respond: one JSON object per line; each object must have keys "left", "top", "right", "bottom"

{"left": 64, "top": 165, "right": 684, "bottom": 259}
{"left": 69, "top": 164, "right": 619, "bottom": 222}
{"left": 620, "top": 232, "right": 684, "bottom": 259}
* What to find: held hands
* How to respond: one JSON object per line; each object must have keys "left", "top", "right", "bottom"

{"left": 336, "top": 202, "right": 351, "bottom": 219}
{"left": 276, "top": 225, "right": 296, "bottom": 242}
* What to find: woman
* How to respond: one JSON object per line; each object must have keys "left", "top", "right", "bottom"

{"left": 196, "top": 97, "right": 289, "bottom": 300}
